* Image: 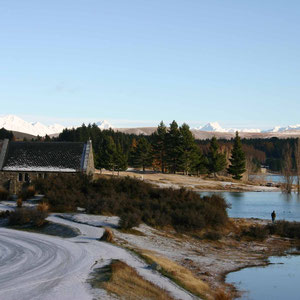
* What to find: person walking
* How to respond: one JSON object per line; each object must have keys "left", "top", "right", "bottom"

{"left": 271, "top": 210, "right": 276, "bottom": 223}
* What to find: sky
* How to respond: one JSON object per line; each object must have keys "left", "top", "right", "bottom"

{"left": 0, "top": 0, "right": 300, "bottom": 129}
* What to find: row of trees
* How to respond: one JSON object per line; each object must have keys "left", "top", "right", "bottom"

{"left": 129, "top": 121, "right": 246, "bottom": 179}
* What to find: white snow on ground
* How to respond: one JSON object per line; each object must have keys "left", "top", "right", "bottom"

{"left": 0, "top": 200, "right": 37, "bottom": 211}
{"left": 0, "top": 213, "right": 196, "bottom": 300}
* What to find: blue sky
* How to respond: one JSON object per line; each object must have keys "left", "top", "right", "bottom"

{"left": 0, "top": 1, "right": 300, "bottom": 128}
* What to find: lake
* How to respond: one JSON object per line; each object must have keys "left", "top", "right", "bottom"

{"left": 226, "top": 253, "right": 300, "bottom": 300}
{"left": 249, "top": 174, "right": 297, "bottom": 184}
{"left": 202, "top": 190, "right": 300, "bottom": 299}
{"left": 201, "top": 191, "right": 300, "bottom": 222}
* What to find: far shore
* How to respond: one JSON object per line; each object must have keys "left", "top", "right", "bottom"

{"left": 96, "top": 170, "right": 281, "bottom": 192}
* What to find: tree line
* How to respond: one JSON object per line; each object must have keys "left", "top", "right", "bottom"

{"left": 55, "top": 121, "right": 246, "bottom": 180}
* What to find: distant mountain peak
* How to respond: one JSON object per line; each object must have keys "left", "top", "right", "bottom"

{"left": 199, "top": 122, "right": 226, "bottom": 132}
{"left": 96, "top": 120, "right": 113, "bottom": 129}
{"left": 0, "top": 115, "right": 65, "bottom": 136}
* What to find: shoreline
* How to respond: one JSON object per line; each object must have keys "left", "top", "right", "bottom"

{"left": 97, "top": 170, "right": 281, "bottom": 192}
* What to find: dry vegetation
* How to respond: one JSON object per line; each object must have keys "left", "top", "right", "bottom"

{"left": 34, "top": 174, "right": 229, "bottom": 231}
{"left": 91, "top": 260, "right": 174, "bottom": 300}
{"left": 135, "top": 249, "right": 217, "bottom": 300}
{"left": 97, "top": 170, "right": 280, "bottom": 192}
{"left": 111, "top": 217, "right": 297, "bottom": 299}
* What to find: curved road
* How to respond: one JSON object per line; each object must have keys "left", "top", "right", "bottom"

{"left": 0, "top": 216, "right": 196, "bottom": 300}
{"left": 0, "top": 228, "right": 93, "bottom": 300}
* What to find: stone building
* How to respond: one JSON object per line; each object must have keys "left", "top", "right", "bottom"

{"left": 0, "top": 139, "right": 94, "bottom": 194}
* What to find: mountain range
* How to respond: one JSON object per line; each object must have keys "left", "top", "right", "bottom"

{"left": 0, "top": 115, "right": 114, "bottom": 137}
{"left": 1, "top": 115, "right": 300, "bottom": 137}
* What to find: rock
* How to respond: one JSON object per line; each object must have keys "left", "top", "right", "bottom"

{"left": 150, "top": 262, "right": 162, "bottom": 271}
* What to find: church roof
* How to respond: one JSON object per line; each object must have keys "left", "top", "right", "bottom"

{"left": 0, "top": 141, "right": 86, "bottom": 172}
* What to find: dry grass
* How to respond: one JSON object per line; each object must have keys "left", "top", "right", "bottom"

{"left": 137, "top": 249, "right": 220, "bottom": 300}
{"left": 95, "top": 260, "right": 174, "bottom": 300}
{"left": 100, "top": 227, "right": 114, "bottom": 242}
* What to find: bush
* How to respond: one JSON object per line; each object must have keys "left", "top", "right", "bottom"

{"left": 241, "top": 225, "right": 269, "bottom": 240}
{"left": 33, "top": 174, "right": 229, "bottom": 231}
{"left": 100, "top": 227, "right": 114, "bottom": 242}
{"left": 18, "top": 185, "right": 36, "bottom": 200}
{"left": 203, "top": 231, "right": 222, "bottom": 241}
{"left": 16, "top": 198, "right": 22, "bottom": 208}
{"left": 119, "top": 212, "right": 141, "bottom": 229}
{"left": 0, "top": 210, "right": 10, "bottom": 218}
{"left": 267, "top": 221, "right": 300, "bottom": 239}
{"left": 9, "top": 207, "right": 48, "bottom": 227}
{"left": 0, "top": 188, "right": 9, "bottom": 200}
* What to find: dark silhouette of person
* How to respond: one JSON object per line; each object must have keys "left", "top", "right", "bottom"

{"left": 271, "top": 210, "right": 276, "bottom": 223}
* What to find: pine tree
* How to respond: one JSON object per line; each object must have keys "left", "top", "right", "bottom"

{"left": 131, "top": 137, "right": 152, "bottom": 172}
{"left": 114, "top": 143, "right": 128, "bottom": 175}
{"left": 193, "top": 147, "right": 208, "bottom": 176}
{"left": 165, "top": 120, "right": 182, "bottom": 173}
{"left": 99, "top": 136, "right": 117, "bottom": 172}
{"left": 151, "top": 121, "right": 167, "bottom": 173}
{"left": 227, "top": 132, "right": 246, "bottom": 180}
{"left": 207, "top": 136, "right": 226, "bottom": 177}
{"left": 178, "top": 123, "right": 197, "bottom": 175}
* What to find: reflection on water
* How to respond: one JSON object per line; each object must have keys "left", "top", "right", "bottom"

{"left": 228, "top": 192, "right": 244, "bottom": 199}
{"left": 200, "top": 192, "right": 300, "bottom": 222}
{"left": 226, "top": 254, "right": 300, "bottom": 300}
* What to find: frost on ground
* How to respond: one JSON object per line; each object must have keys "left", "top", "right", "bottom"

{"left": 67, "top": 213, "right": 292, "bottom": 295}
{"left": 0, "top": 213, "right": 196, "bottom": 300}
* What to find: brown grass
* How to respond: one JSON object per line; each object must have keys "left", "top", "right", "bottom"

{"left": 137, "top": 249, "right": 219, "bottom": 300}
{"left": 100, "top": 227, "right": 114, "bottom": 242}
{"left": 96, "top": 260, "right": 174, "bottom": 300}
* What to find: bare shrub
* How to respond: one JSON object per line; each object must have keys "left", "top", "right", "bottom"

{"left": 9, "top": 207, "right": 48, "bottom": 227}
{"left": 100, "top": 228, "right": 114, "bottom": 242}
{"left": 16, "top": 198, "right": 22, "bottom": 208}
{"left": 241, "top": 225, "right": 269, "bottom": 240}
{"left": 119, "top": 212, "right": 141, "bottom": 229}
{"left": 281, "top": 144, "right": 294, "bottom": 193}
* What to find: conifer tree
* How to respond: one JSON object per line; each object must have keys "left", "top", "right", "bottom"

{"left": 151, "top": 121, "right": 167, "bottom": 173}
{"left": 114, "top": 143, "right": 128, "bottom": 175}
{"left": 207, "top": 136, "right": 226, "bottom": 177}
{"left": 99, "top": 136, "right": 117, "bottom": 172}
{"left": 227, "top": 132, "right": 246, "bottom": 180}
{"left": 193, "top": 147, "right": 208, "bottom": 176}
{"left": 165, "top": 120, "right": 182, "bottom": 173}
{"left": 131, "top": 137, "right": 152, "bottom": 172}
{"left": 178, "top": 123, "right": 197, "bottom": 175}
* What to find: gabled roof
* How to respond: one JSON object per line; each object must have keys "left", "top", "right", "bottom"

{"left": 1, "top": 141, "right": 86, "bottom": 172}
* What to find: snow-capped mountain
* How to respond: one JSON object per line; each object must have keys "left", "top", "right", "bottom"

{"left": 264, "top": 125, "right": 300, "bottom": 133}
{"left": 96, "top": 120, "right": 114, "bottom": 130}
{"left": 0, "top": 115, "right": 66, "bottom": 136}
{"left": 195, "top": 122, "right": 261, "bottom": 133}
{"left": 0, "top": 115, "right": 114, "bottom": 136}
{"left": 198, "top": 122, "right": 227, "bottom": 132}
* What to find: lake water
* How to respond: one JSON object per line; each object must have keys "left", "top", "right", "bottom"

{"left": 202, "top": 191, "right": 300, "bottom": 299}
{"left": 226, "top": 254, "right": 300, "bottom": 300}
{"left": 249, "top": 174, "right": 297, "bottom": 184}
{"left": 201, "top": 191, "right": 300, "bottom": 222}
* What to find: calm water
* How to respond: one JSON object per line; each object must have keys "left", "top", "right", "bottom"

{"left": 202, "top": 191, "right": 300, "bottom": 299}
{"left": 249, "top": 174, "right": 297, "bottom": 183}
{"left": 201, "top": 191, "right": 300, "bottom": 222}
{"left": 226, "top": 254, "right": 300, "bottom": 300}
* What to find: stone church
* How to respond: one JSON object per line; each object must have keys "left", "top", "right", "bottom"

{"left": 0, "top": 139, "right": 94, "bottom": 194}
